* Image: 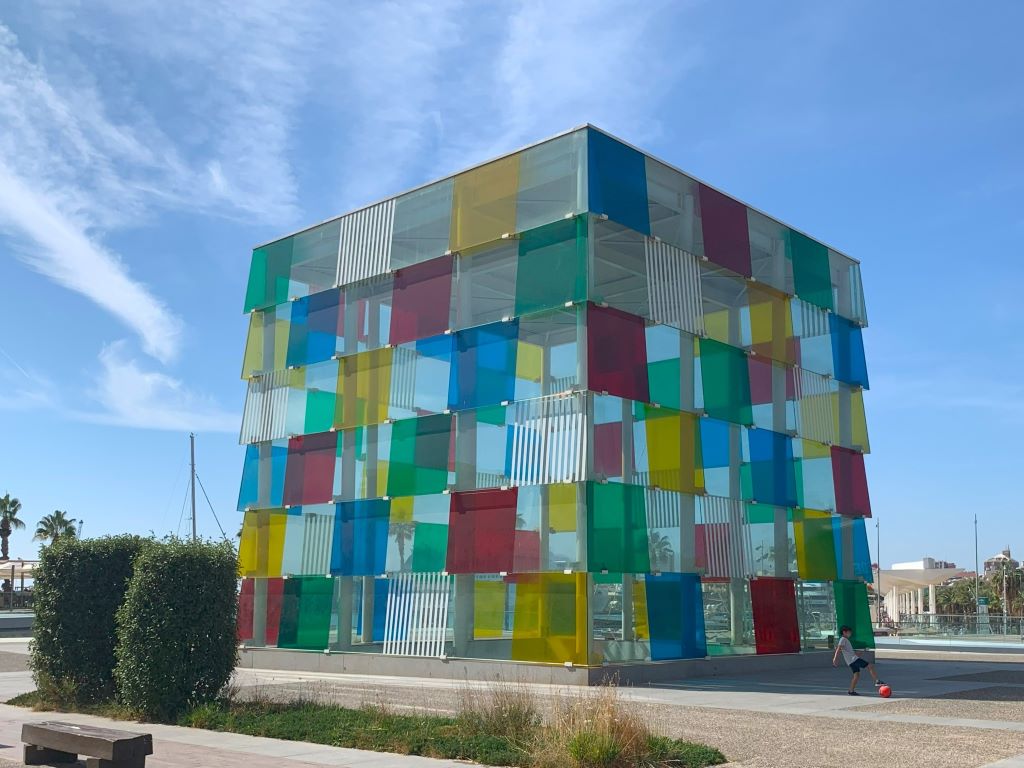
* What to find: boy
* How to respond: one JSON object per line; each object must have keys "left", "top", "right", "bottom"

{"left": 832, "top": 625, "right": 885, "bottom": 695}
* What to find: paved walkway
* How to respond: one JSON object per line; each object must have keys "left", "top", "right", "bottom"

{"left": 4, "top": 638, "right": 1024, "bottom": 767}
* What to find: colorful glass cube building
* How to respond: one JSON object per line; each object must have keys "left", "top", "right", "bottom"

{"left": 236, "top": 125, "right": 874, "bottom": 671}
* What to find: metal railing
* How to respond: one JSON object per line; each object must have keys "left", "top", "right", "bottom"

{"left": 875, "top": 614, "right": 1024, "bottom": 645}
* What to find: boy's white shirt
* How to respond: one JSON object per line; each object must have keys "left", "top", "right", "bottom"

{"left": 836, "top": 635, "right": 858, "bottom": 665}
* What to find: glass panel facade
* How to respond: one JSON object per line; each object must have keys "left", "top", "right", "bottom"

{"left": 236, "top": 126, "right": 874, "bottom": 666}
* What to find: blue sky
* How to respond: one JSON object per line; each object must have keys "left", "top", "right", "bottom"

{"left": 0, "top": 1, "right": 1021, "bottom": 571}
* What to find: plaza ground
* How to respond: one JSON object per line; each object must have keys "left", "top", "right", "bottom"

{"left": 3, "top": 638, "right": 1024, "bottom": 767}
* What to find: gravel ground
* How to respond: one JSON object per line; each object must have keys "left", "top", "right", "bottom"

{"left": 233, "top": 678, "right": 1024, "bottom": 768}
{"left": 636, "top": 703, "right": 1024, "bottom": 768}
{"left": 861, "top": 684, "right": 1024, "bottom": 723}
{"left": 0, "top": 652, "right": 28, "bottom": 674}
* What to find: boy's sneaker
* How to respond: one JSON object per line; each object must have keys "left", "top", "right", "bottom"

{"left": 874, "top": 680, "right": 886, "bottom": 686}
{"left": 847, "top": 690, "right": 860, "bottom": 696}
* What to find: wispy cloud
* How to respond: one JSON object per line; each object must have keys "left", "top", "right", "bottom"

{"left": 331, "top": 0, "right": 702, "bottom": 209}
{"left": 86, "top": 342, "right": 239, "bottom": 433}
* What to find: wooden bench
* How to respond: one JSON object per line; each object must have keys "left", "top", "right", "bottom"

{"left": 21, "top": 721, "right": 153, "bottom": 768}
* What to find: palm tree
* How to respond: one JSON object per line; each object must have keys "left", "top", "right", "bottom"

{"left": 0, "top": 494, "right": 25, "bottom": 560}
{"left": 648, "top": 531, "right": 675, "bottom": 571}
{"left": 34, "top": 510, "right": 77, "bottom": 544}
{"left": 391, "top": 522, "right": 416, "bottom": 570}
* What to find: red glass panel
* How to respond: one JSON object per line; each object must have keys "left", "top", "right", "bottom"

{"left": 587, "top": 304, "right": 649, "bottom": 401}
{"left": 698, "top": 184, "right": 751, "bottom": 277}
{"left": 446, "top": 488, "right": 518, "bottom": 573}
{"left": 238, "top": 578, "right": 255, "bottom": 641}
{"left": 283, "top": 432, "right": 337, "bottom": 506}
{"left": 593, "top": 421, "right": 623, "bottom": 478}
{"left": 750, "top": 577, "right": 800, "bottom": 654}
{"left": 390, "top": 254, "right": 454, "bottom": 345}
{"left": 265, "top": 577, "right": 284, "bottom": 646}
{"left": 831, "top": 446, "right": 871, "bottom": 517}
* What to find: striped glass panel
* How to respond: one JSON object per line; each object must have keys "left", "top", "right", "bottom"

{"left": 338, "top": 199, "right": 396, "bottom": 285}
{"left": 644, "top": 239, "right": 703, "bottom": 335}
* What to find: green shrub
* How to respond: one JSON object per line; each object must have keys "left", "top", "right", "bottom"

{"left": 30, "top": 535, "right": 150, "bottom": 703}
{"left": 115, "top": 538, "right": 238, "bottom": 720}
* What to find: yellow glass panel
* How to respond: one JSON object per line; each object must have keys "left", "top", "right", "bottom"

{"left": 336, "top": 348, "right": 393, "bottom": 429}
{"left": 633, "top": 578, "right": 649, "bottom": 640}
{"left": 644, "top": 406, "right": 700, "bottom": 493}
{"left": 511, "top": 572, "right": 588, "bottom": 665}
{"left": 801, "top": 438, "right": 831, "bottom": 460}
{"left": 850, "top": 388, "right": 870, "bottom": 452}
{"left": 474, "top": 580, "right": 506, "bottom": 639}
{"left": 240, "top": 509, "right": 286, "bottom": 578}
{"left": 516, "top": 340, "right": 544, "bottom": 383}
{"left": 748, "top": 284, "right": 794, "bottom": 363}
{"left": 703, "top": 309, "right": 731, "bottom": 343}
{"left": 390, "top": 496, "right": 414, "bottom": 523}
{"left": 450, "top": 155, "right": 520, "bottom": 252}
{"left": 548, "top": 483, "right": 577, "bottom": 533}
{"left": 241, "top": 313, "right": 265, "bottom": 378}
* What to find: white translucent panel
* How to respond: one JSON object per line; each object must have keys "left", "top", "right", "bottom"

{"left": 516, "top": 130, "right": 587, "bottom": 233}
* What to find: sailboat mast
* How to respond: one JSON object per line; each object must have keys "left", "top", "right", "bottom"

{"left": 190, "top": 432, "right": 197, "bottom": 542}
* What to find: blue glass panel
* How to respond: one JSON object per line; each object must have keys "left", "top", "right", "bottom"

{"left": 852, "top": 517, "right": 873, "bottom": 582}
{"left": 449, "top": 320, "right": 519, "bottom": 410}
{"left": 331, "top": 500, "right": 390, "bottom": 576}
{"left": 373, "top": 578, "right": 389, "bottom": 642}
{"left": 237, "top": 444, "right": 259, "bottom": 511}
{"left": 645, "top": 572, "right": 707, "bottom": 660}
{"left": 270, "top": 441, "right": 288, "bottom": 507}
{"left": 699, "top": 418, "right": 731, "bottom": 468}
{"left": 830, "top": 314, "right": 869, "bottom": 389}
{"left": 286, "top": 297, "right": 309, "bottom": 368}
{"left": 587, "top": 129, "right": 650, "bottom": 235}
{"left": 745, "top": 429, "right": 797, "bottom": 507}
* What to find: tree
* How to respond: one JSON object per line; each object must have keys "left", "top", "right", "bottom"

{"left": 0, "top": 494, "right": 25, "bottom": 560}
{"left": 34, "top": 510, "right": 77, "bottom": 545}
{"left": 648, "top": 531, "right": 675, "bottom": 571}
{"left": 391, "top": 522, "right": 415, "bottom": 569}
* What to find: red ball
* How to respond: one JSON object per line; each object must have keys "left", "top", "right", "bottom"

{"left": 878, "top": 685, "right": 892, "bottom": 698}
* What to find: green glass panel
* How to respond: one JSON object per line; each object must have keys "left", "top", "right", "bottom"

{"left": 477, "top": 404, "right": 507, "bottom": 427}
{"left": 648, "top": 357, "right": 682, "bottom": 411}
{"left": 387, "top": 414, "right": 452, "bottom": 496}
{"left": 514, "top": 216, "right": 587, "bottom": 316}
{"left": 834, "top": 579, "right": 874, "bottom": 649}
{"left": 411, "top": 522, "right": 448, "bottom": 572}
{"left": 278, "top": 576, "right": 332, "bottom": 650}
{"left": 305, "top": 389, "right": 335, "bottom": 434}
{"left": 699, "top": 338, "right": 752, "bottom": 425}
{"left": 245, "top": 239, "right": 292, "bottom": 313}
{"left": 790, "top": 230, "right": 833, "bottom": 311}
{"left": 586, "top": 482, "right": 650, "bottom": 573}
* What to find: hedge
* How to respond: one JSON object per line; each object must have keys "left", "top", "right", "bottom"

{"left": 30, "top": 535, "right": 150, "bottom": 703}
{"left": 114, "top": 538, "right": 239, "bottom": 720}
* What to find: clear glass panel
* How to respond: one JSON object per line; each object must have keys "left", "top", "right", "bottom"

{"left": 795, "top": 438, "right": 836, "bottom": 512}
{"left": 792, "top": 299, "right": 834, "bottom": 378}
{"left": 746, "top": 209, "right": 794, "bottom": 294}
{"left": 591, "top": 218, "right": 649, "bottom": 319}
{"left": 748, "top": 356, "right": 798, "bottom": 435}
{"left": 700, "top": 262, "right": 747, "bottom": 347}
{"left": 702, "top": 577, "right": 755, "bottom": 655}
{"left": 516, "top": 130, "right": 587, "bottom": 232}
{"left": 386, "top": 494, "right": 450, "bottom": 573}
{"left": 454, "top": 240, "right": 518, "bottom": 329}
{"left": 646, "top": 158, "right": 702, "bottom": 256}
{"left": 335, "top": 423, "right": 390, "bottom": 501}
{"left": 829, "top": 249, "right": 867, "bottom": 325}
{"left": 515, "top": 307, "right": 581, "bottom": 400}
{"left": 343, "top": 274, "right": 393, "bottom": 354}
{"left": 745, "top": 503, "right": 796, "bottom": 578}
{"left": 796, "top": 580, "right": 836, "bottom": 649}
{"left": 280, "top": 504, "right": 336, "bottom": 577}
{"left": 246, "top": 220, "right": 341, "bottom": 312}
{"left": 390, "top": 178, "right": 454, "bottom": 269}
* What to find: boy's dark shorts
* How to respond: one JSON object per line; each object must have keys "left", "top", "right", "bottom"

{"left": 849, "top": 658, "right": 869, "bottom": 672}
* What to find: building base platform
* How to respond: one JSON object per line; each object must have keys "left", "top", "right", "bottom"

{"left": 238, "top": 646, "right": 851, "bottom": 686}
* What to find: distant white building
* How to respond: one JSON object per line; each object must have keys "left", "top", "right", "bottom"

{"left": 893, "top": 557, "right": 957, "bottom": 571}
{"left": 984, "top": 548, "right": 1019, "bottom": 577}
